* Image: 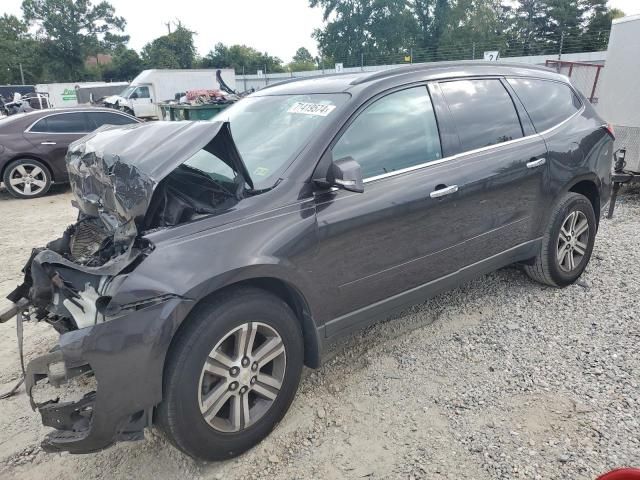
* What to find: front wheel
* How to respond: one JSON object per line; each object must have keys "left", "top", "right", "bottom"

{"left": 158, "top": 287, "right": 303, "bottom": 461}
{"left": 524, "top": 192, "right": 597, "bottom": 287}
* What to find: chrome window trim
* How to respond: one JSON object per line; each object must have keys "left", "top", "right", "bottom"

{"left": 24, "top": 110, "right": 137, "bottom": 134}
{"left": 362, "top": 105, "right": 584, "bottom": 184}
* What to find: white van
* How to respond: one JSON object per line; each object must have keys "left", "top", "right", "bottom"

{"left": 103, "top": 69, "right": 236, "bottom": 119}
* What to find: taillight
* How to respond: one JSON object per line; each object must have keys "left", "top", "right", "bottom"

{"left": 605, "top": 123, "right": 615, "bottom": 139}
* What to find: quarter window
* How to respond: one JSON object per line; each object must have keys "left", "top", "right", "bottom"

{"left": 30, "top": 113, "right": 89, "bottom": 133}
{"left": 440, "top": 79, "right": 523, "bottom": 152}
{"left": 332, "top": 86, "right": 442, "bottom": 179}
{"left": 507, "top": 78, "right": 581, "bottom": 132}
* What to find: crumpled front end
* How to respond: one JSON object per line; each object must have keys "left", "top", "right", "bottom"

{"left": 66, "top": 132, "right": 156, "bottom": 245}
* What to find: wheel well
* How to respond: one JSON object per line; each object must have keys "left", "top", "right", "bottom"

{"left": 176, "top": 278, "right": 322, "bottom": 370}
{"left": 1, "top": 155, "right": 55, "bottom": 182}
{"left": 569, "top": 180, "right": 600, "bottom": 224}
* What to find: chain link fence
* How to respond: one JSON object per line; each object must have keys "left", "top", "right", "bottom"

{"left": 236, "top": 29, "right": 611, "bottom": 92}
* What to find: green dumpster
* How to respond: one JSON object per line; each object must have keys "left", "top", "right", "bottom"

{"left": 158, "top": 103, "right": 230, "bottom": 121}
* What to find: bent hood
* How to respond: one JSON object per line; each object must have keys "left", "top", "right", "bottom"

{"left": 66, "top": 120, "right": 253, "bottom": 243}
{"left": 102, "top": 94, "right": 126, "bottom": 105}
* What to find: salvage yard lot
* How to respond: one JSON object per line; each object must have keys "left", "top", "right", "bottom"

{"left": 0, "top": 185, "right": 638, "bottom": 480}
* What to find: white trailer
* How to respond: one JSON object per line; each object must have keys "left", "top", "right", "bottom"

{"left": 103, "top": 69, "right": 236, "bottom": 119}
{"left": 597, "top": 14, "right": 640, "bottom": 171}
{"left": 35, "top": 82, "right": 113, "bottom": 107}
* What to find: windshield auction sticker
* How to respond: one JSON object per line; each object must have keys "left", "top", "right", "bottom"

{"left": 287, "top": 102, "right": 336, "bottom": 116}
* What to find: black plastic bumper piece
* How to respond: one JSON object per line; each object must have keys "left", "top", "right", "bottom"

{"left": 23, "top": 296, "right": 190, "bottom": 454}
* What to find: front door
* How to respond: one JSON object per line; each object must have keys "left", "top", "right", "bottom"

{"left": 130, "top": 85, "right": 155, "bottom": 118}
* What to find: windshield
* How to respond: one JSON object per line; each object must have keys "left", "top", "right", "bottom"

{"left": 212, "top": 93, "right": 349, "bottom": 188}
{"left": 119, "top": 86, "right": 136, "bottom": 98}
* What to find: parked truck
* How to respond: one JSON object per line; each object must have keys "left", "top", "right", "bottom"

{"left": 103, "top": 69, "right": 236, "bottom": 119}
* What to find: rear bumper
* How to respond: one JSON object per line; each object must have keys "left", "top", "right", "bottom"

{"left": 25, "top": 296, "right": 191, "bottom": 454}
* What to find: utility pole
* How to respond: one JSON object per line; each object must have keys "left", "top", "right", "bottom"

{"left": 558, "top": 30, "right": 564, "bottom": 65}
{"left": 19, "top": 63, "right": 25, "bottom": 85}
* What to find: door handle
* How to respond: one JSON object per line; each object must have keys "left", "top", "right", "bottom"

{"left": 527, "top": 158, "right": 546, "bottom": 169}
{"left": 40, "top": 141, "right": 56, "bottom": 145}
{"left": 430, "top": 185, "right": 459, "bottom": 199}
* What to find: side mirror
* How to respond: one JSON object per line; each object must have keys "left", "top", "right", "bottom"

{"left": 327, "top": 156, "right": 364, "bottom": 193}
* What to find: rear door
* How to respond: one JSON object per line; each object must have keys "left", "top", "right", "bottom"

{"left": 433, "top": 77, "right": 550, "bottom": 256}
{"left": 25, "top": 112, "right": 91, "bottom": 166}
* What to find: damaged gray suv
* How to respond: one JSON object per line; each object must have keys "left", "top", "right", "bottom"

{"left": 2, "top": 62, "right": 613, "bottom": 460}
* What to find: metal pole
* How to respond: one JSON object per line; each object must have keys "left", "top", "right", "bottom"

{"left": 19, "top": 63, "right": 25, "bottom": 84}
{"left": 321, "top": 55, "right": 325, "bottom": 74}
{"left": 243, "top": 65, "right": 246, "bottom": 92}
{"left": 558, "top": 30, "right": 564, "bottom": 64}
{"left": 264, "top": 64, "right": 268, "bottom": 86}
{"left": 361, "top": 52, "right": 364, "bottom": 71}
{"left": 472, "top": 42, "right": 476, "bottom": 60}
{"left": 410, "top": 48, "right": 413, "bottom": 64}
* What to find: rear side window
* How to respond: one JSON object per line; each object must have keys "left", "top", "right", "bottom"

{"left": 332, "top": 86, "right": 442, "bottom": 179}
{"left": 440, "top": 79, "right": 523, "bottom": 152}
{"left": 507, "top": 78, "right": 582, "bottom": 132}
{"left": 30, "top": 113, "right": 89, "bottom": 133}
{"left": 86, "top": 112, "right": 137, "bottom": 130}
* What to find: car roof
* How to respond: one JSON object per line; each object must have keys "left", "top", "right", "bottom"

{"left": 0, "top": 106, "right": 139, "bottom": 129}
{"left": 253, "top": 61, "right": 568, "bottom": 96}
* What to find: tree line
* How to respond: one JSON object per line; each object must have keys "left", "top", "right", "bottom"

{"left": 311, "top": 0, "right": 623, "bottom": 66}
{"left": 0, "top": 0, "right": 625, "bottom": 85}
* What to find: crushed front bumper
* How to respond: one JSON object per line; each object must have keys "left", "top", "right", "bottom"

{"left": 23, "top": 296, "right": 191, "bottom": 454}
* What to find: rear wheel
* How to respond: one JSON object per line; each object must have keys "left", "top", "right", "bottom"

{"left": 158, "top": 287, "right": 303, "bottom": 461}
{"left": 2, "top": 158, "right": 51, "bottom": 198}
{"left": 524, "top": 192, "right": 596, "bottom": 287}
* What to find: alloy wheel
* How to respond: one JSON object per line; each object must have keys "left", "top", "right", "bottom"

{"left": 8, "top": 163, "right": 48, "bottom": 196}
{"left": 198, "top": 322, "right": 286, "bottom": 433}
{"left": 556, "top": 210, "right": 589, "bottom": 272}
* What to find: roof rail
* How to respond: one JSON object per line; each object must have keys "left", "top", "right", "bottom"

{"left": 349, "top": 60, "right": 554, "bottom": 85}
{"left": 258, "top": 72, "right": 356, "bottom": 91}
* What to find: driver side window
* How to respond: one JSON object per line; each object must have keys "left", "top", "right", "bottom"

{"left": 135, "top": 87, "right": 150, "bottom": 99}
{"left": 332, "top": 86, "right": 442, "bottom": 179}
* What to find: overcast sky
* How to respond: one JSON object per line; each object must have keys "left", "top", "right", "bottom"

{"left": 2, "top": 0, "right": 639, "bottom": 62}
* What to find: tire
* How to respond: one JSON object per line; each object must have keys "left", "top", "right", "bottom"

{"left": 2, "top": 158, "right": 52, "bottom": 198}
{"left": 158, "top": 287, "right": 304, "bottom": 461}
{"left": 524, "top": 192, "right": 597, "bottom": 287}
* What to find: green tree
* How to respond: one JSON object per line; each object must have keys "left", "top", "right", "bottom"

{"left": 288, "top": 47, "right": 317, "bottom": 71}
{"left": 201, "top": 43, "right": 285, "bottom": 73}
{"left": 22, "top": 0, "right": 127, "bottom": 81}
{"left": 311, "top": 0, "right": 417, "bottom": 66}
{"left": 103, "top": 46, "right": 143, "bottom": 80}
{"left": 293, "top": 47, "right": 314, "bottom": 63}
{"left": 141, "top": 23, "right": 197, "bottom": 69}
{"left": 0, "top": 14, "right": 44, "bottom": 84}
{"left": 584, "top": 1, "right": 624, "bottom": 50}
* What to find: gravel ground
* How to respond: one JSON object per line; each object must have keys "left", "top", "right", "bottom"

{"left": 0, "top": 184, "right": 638, "bottom": 480}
